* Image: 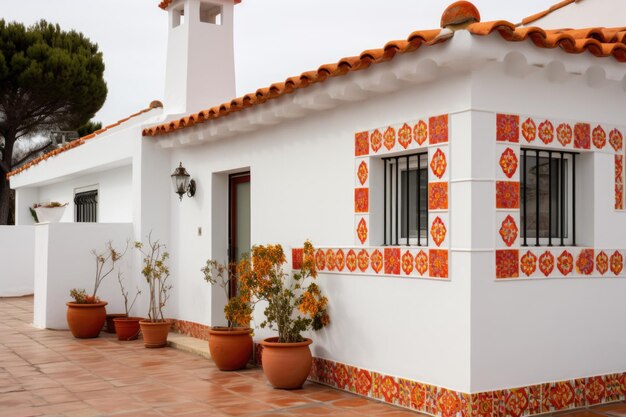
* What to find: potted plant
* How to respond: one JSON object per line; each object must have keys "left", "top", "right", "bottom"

{"left": 33, "top": 201, "right": 68, "bottom": 223}
{"left": 201, "top": 259, "right": 254, "bottom": 371}
{"left": 239, "top": 241, "right": 330, "bottom": 389}
{"left": 136, "top": 235, "right": 172, "bottom": 348}
{"left": 66, "top": 242, "right": 127, "bottom": 338}
{"left": 113, "top": 270, "right": 143, "bottom": 341}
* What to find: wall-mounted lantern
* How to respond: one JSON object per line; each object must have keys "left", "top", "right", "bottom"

{"left": 171, "top": 162, "right": 196, "bottom": 201}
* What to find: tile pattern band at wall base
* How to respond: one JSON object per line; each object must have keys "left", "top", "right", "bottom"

{"left": 172, "top": 318, "right": 626, "bottom": 417}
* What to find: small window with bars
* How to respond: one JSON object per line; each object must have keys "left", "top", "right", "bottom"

{"left": 74, "top": 190, "right": 98, "bottom": 223}
{"left": 520, "top": 149, "right": 576, "bottom": 246}
{"left": 383, "top": 152, "right": 428, "bottom": 246}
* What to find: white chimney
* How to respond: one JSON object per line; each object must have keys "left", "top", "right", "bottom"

{"left": 163, "top": 0, "right": 237, "bottom": 115}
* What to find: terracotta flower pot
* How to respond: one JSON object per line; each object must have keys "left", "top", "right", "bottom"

{"left": 113, "top": 317, "right": 143, "bottom": 341}
{"left": 139, "top": 320, "right": 171, "bottom": 348}
{"left": 66, "top": 301, "right": 108, "bottom": 338}
{"left": 259, "top": 337, "right": 312, "bottom": 389}
{"left": 208, "top": 327, "right": 253, "bottom": 371}
{"left": 105, "top": 313, "right": 127, "bottom": 333}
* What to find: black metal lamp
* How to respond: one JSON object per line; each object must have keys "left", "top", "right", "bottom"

{"left": 171, "top": 162, "right": 196, "bottom": 201}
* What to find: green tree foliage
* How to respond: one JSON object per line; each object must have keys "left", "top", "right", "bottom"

{"left": 76, "top": 120, "right": 102, "bottom": 137}
{"left": 0, "top": 19, "right": 107, "bottom": 224}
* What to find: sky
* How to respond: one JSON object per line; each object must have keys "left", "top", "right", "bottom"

{"left": 3, "top": 0, "right": 559, "bottom": 125}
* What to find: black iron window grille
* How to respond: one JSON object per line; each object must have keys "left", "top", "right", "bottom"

{"left": 520, "top": 149, "right": 577, "bottom": 247}
{"left": 383, "top": 152, "right": 428, "bottom": 246}
{"left": 74, "top": 190, "right": 98, "bottom": 223}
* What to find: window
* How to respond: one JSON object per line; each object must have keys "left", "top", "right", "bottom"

{"left": 200, "top": 2, "right": 222, "bottom": 25}
{"left": 74, "top": 190, "right": 98, "bottom": 223}
{"left": 383, "top": 152, "right": 428, "bottom": 246}
{"left": 520, "top": 149, "right": 576, "bottom": 246}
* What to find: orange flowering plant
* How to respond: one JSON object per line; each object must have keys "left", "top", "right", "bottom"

{"left": 201, "top": 260, "right": 254, "bottom": 328}
{"left": 238, "top": 241, "right": 330, "bottom": 343}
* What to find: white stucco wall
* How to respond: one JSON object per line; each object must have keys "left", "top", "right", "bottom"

{"left": 469, "top": 38, "right": 626, "bottom": 392}
{"left": 0, "top": 226, "right": 35, "bottom": 297}
{"left": 164, "top": 62, "right": 473, "bottom": 392}
{"left": 33, "top": 223, "right": 135, "bottom": 329}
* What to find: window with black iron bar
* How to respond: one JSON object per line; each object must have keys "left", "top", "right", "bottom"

{"left": 74, "top": 190, "right": 98, "bottom": 223}
{"left": 520, "top": 148, "right": 577, "bottom": 247}
{"left": 383, "top": 152, "right": 428, "bottom": 246}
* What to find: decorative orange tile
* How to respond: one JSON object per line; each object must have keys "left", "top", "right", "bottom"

{"left": 505, "top": 388, "right": 529, "bottom": 417}
{"left": 592, "top": 125, "right": 606, "bottom": 149}
{"left": 610, "top": 250, "right": 623, "bottom": 275}
{"left": 335, "top": 249, "right": 345, "bottom": 272}
{"left": 472, "top": 393, "right": 493, "bottom": 417}
{"left": 401, "top": 251, "right": 414, "bottom": 275}
{"left": 371, "top": 129, "right": 383, "bottom": 153}
{"left": 520, "top": 251, "right": 537, "bottom": 277}
{"left": 411, "top": 382, "right": 427, "bottom": 412}
{"left": 429, "top": 182, "right": 449, "bottom": 210}
{"left": 575, "top": 249, "right": 594, "bottom": 275}
{"left": 610, "top": 128, "right": 623, "bottom": 152}
{"left": 429, "top": 114, "right": 449, "bottom": 144}
{"left": 539, "top": 251, "right": 555, "bottom": 277}
{"left": 371, "top": 249, "right": 383, "bottom": 274}
{"left": 379, "top": 376, "right": 400, "bottom": 404}
{"left": 355, "top": 369, "right": 373, "bottom": 397}
{"left": 496, "top": 249, "right": 519, "bottom": 279}
{"left": 521, "top": 117, "right": 536, "bottom": 142}
{"left": 538, "top": 120, "right": 554, "bottom": 144}
{"left": 332, "top": 363, "right": 351, "bottom": 390}
{"left": 357, "top": 218, "right": 368, "bottom": 244}
{"left": 414, "top": 120, "right": 428, "bottom": 145}
{"left": 416, "top": 250, "right": 429, "bottom": 276}
{"left": 355, "top": 188, "right": 369, "bottom": 213}
{"left": 605, "top": 374, "right": 623, "bottom": 402}
{"left": 357, "top": 160, "right": 369, "bottom": 186}
{"left": 429, "top": 249, "right": 448, "bottom": 279}
{"left": 541, "top": 381, "right": 576, "bottom": 413}
{"left": 499, "top": 215, "right": 518, "bottom": 247}
{"left": 346, "top": 249, "right": 357, "bottom": 272}
{"left": 430, "top": 216, "right": 447, "bottom": 247}
{"left": 499, "top": 148, "right": 519, "bottom": 179}
{"left": 497, "top": 114, "right": 519, "bottom": 143}
{"left": 292, "top": 248, "right": 303, "bottom": 270}
{"left": 398, "top": 123, "right": 413, "bottom": 149}
{"left": 596, "top": 251, "right": 609, "bottom": 275}
{"left": 325, "top": 249, "right": 336, "bottom": 271}
{"left": 557, "top": 123, "right": 573, "bottom": 147}
{"left": 384, "top": 248, "right": 401, "bottom": 275}
{"left": 357, "top": 249, "right": 369, "bottom": 272}
{"left": 355, "top": 131, "right": 369, "bottom": 156}
{"left": 616, "top": 155, "right": 624, "bottom": 210}
{"left": 585, "top": 376, "right": 606, "bottom": 406}
{"left": 574, "top": 123, "right": 590, "bottom": 149}
{"left": 438, "top": 388, "right": 462, "bottom": 417}
{"left": 315, "top": 249, "right": 326, "bottom": 271}
{"left": 557, "top": 250, "right": 573, "bottom": 276}
{"left": 496, "top": 181, "right": 520, "bottom": 209}
{"left": 529, "top": 385, "right": 541, "bottom": 415}
{"left": 398, "top": 378, "right": 414, "bottom": 409}
{"left": 384, "top": 127, "right": 396, "bottom": 151}
{"left": 430, "top": 148, "right": 447, "bottom": 179}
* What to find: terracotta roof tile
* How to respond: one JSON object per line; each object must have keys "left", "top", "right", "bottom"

{"left": 143, "top": 28, "right": 446, "bottom": 137}
{"left": 7, "top": 102, "right": 162, "bottom": 179}
{"left": 520, "top": 0, "right": 578, "bottom": 26}
{"left": 159, "top": 0, "right": 241, "bottom": 10}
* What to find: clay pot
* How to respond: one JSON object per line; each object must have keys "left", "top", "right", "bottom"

{"left": 259, "top": 337, "right": 312, "bottom": 389}
{"left": 139, "top": 320, "right": 171, "bottom": 348}
{"left": 105, "top": 313, "right": 127, "bottom": 333}
{"left": 66, "top": 301, "right": 108, "bottom": 338}
{"left": 113, "top": 317, "right": 143, "bottom": 341}
{"left": 208, "top": 327, "right": 253, "bottom": 371}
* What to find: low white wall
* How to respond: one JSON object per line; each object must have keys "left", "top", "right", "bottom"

{"left": 0, "top": 226, "right": 35, "bottom": 297}
{"left": 33, "top": 223, "right": 136, "bottom": 329}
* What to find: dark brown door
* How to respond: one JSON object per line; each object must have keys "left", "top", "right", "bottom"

{"left": 228, "top": 173, "right": 250, "bottom": 297}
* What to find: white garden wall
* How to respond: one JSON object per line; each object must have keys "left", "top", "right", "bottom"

{"left": 33, "top": 223, "right": 135, "bottom": 329}
{"left": 0, "top": 226, "right": 35, "bottom": 297}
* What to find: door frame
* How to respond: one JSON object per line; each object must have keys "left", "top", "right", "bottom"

{"left": 228, "top": 172, "right": 250, "bottom": 298}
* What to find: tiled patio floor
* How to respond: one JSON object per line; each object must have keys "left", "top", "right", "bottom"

{"left": 2, "top": 296, "right": 626, "bottom": 417}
